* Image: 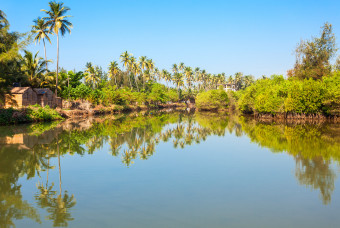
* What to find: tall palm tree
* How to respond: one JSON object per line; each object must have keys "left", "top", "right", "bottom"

{"left": 42, "top": 1, "right": 73, "bottom": 97}
{"left": 21, "top": 50, "right": 49, "bottom": 87}
{"left": 161, "top": 69, "right": 171, "bottom": 86}
{"left": 172, "top": 64, "right": 178, "bottom": 74}
{"left": 108, "top": 61, "right": 120, "bottom": 86}
{"left": 244, "top": 75, "right": 254, "bottom": 88}
{"left": 153, "top": 67, "right": 160, "bottom": 82}
{"left": 84, "top": 62, "right": 100, "bottom": 88}
{"left": 120, "top": 51, "right": 132, "bottom": 88}
{"left": 129, "top": 56, "right": 140, "bottom": 91}
{"left": 184, "top": 66, "right": 193, "bottom": 91}
{"left": 139, "top": 56, "right": 148, "bottom": 89}
{"left": 234, "top": 72, "right": 243, "bottom": 90}
{"left": 31, "top": 17, "right": 51, "bottom": 71}
{"left": 179, "top": 62, "right": 185, "bottom": 73}
{"left": 172, "top": 72, "right": 184, "bottom": 99}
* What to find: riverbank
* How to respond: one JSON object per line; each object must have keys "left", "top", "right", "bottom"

{"left": 0, "top": 105, "right": 63, "bottom": 125}
{"left": 0, "top": 102, "right": 189, "bottom": 125}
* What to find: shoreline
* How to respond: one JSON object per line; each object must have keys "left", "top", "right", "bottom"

{"left": 1, "top": 104, "right": 340, "bottom": 126}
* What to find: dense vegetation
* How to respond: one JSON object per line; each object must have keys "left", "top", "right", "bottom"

{"left": 238, "top": 73, "right": 340, "bottom": 116}
{"left": 196, "top": 89, "right": 229, "bottom": 110}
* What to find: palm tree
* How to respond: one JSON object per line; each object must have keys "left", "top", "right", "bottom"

{"left": 31, "top": 17, "right": 51, "bottom": 71}
{"left": 120, "top": 51, "right": 132, "bottom": 88}
{"left": 161, "top": 69, "right": 171, "bottom": 86}
{"left": 139, "top": 56, "right": 148, "bottom": 89}
{"left": 84, "top": 62, "right": 100, "bottom": 88}
{"left": 154, "top": 67, "right": 160, "bottom": 82}
{"left": 234, "top": 72, "right": 243, "bottom": 90}
{"left": 172, "top": 72, "right": 184, "bottom": 99}
{"left": 21, "top": 50, "right": 49, "bottom": 87}
{"left": 42, "top": 1, "right": 73, "bottom": 97}
{"left": 128, "top": 56, "right": 140, "bottom": 91}
{"left": 184, "top": 66, "right": 193, "bottom": 91}
{"left": 108, "top": 61, "right": 120, "bottom": 86}
{"left": 172, "top": 64, "right": 178, "bottom": 74}
{"left": 179, "top": 62, "right": 185, "bottom": 73}
{"left": 244, "top": 75, "right": 254, "bottom": 88}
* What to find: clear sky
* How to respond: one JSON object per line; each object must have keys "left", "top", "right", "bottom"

{"left": 2, "top": 0, "right": 340, "bottom": 78}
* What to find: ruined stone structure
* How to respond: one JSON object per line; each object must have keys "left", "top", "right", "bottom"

{"left": 4, "top": 87, "right": 62, "bottom": 108}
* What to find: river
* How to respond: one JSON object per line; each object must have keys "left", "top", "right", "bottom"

{"left": 0, "top": 111, "right": 340, "bottom": 228}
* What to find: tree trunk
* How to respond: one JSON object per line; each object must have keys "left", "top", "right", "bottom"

{"left": 56, "top": 34, "right": 59, "bottom": 97}
{"left": 43, "top": 39, "right": 48, "bottom": 71}
{"left": 57, "top": 138, "right": 62, "bottom": 194}
{"left": 128, "top": 71, "right": 132, "bottom": 89}
{"left": 46, "top": 158, "right": 49, "bottom": 188}
{"left": 135, "top": 74, "right": 139, "bottom": 92}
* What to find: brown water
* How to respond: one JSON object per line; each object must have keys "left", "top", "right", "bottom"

{"left": 0, "top": 111, "right": 340, "bottom": 228}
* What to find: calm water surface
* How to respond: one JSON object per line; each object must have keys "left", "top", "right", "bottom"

{"left": 1, "top": 111, "right": 340, "bottom": 228}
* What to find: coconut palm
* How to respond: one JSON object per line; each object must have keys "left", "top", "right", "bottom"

{"left": 244, "top": 75, "right": 254, "bottom": 88}
{"left": 31, "top": 17, "right": 52, "bottom": 71}
{"left": 42, "top": 1, "right": 73, "bottom": 97}
{"left": 234, "top": 72, "right": 243, "bottom": 90}
{"left": 153, "top": 67, "right": 160, "bottom": 81}
{"left": 146, "top": 59, "right": 155, "bottom": 72}
{"left": 172, "top": 72, "right": 184, "bottom": 99}
{"left": 161, "top": 69, "right": 171, "bottom": 86}
{"left": 21, "top": 50, "right": 49, "bottom": 87}
{"left": 184, "top": 66, "right": 193, "bottom": 91}
{"left": 130, "top": 56, "right": 141, "bottom": 92}
{"left": 129, "top": 56, "right": 140, "bottom": 91}
{"left": 139, "top": 56, "right": 148, "bottom": 89}
{"left": 108, "top": 61, "right": 120, "bottom": 86}
{"left": 179, "top": 62, "right": 185, "bottom": 72}
{"left": 84, "top": 62, "right": 100, "bottom": 88}
{"left": 172, "top": 64, "right": 178, "bottom": 74}
{"left": 120, "top": 51, "right": 132, "bottom": 88}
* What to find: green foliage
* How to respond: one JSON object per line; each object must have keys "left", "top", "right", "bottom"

{"left": 289, "top": 23, "right": 338, "bottom": 80}
{"left": 0, "top": 105, "right": 62, "bottom": 125}
{"left": 27, "top": 105, "right": 63, "bottom": 121}
{"left": 238, "top": 73, "right": 340, "bottom": 115}
{"left": 196, "top": 89, "right": 229, "bottom": 110}
{"left": 147, "top": 84, "right": 168, "bottom": 104}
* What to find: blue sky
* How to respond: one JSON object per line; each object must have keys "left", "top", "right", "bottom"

{"left": 2, "top": 0, "right": 340, "bottom": 78}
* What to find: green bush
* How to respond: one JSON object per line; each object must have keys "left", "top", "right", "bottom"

{"left": 196, "top": 89, "right": 229, "bottom": 110}
{"left": 238, "top": 73, "right": 340, "bottom": 115}
{"left": 0, "top": 106, "right": 63, "bottom": 125}
{"left": 27, "top": 105, "right": 63, "bottom": 121}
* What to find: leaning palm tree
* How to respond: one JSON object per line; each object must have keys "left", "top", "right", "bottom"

{"left": 31, "top": 17, "right": 52, "bottom": 71}
{"left": 21, "top": 50, "right": 49, "bottom": 87}
{"left": 42, "top": 1, "right": 73, "bottom": 97}
{"left": 108, "top": 61, "right": 120, "bottom": 86}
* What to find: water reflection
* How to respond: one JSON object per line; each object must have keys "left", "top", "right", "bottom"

{"left": 0, "top": 111, "right": 339, "bottom": 227}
